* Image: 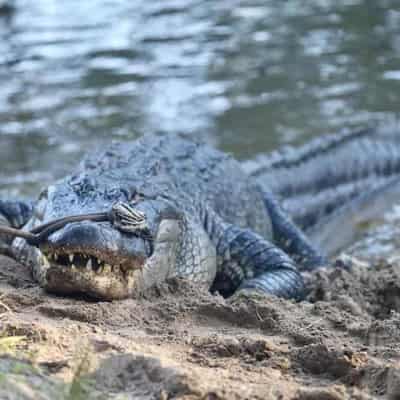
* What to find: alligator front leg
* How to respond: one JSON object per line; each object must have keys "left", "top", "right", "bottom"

{"left": 0, "top": 199, "right": 34, "bottom": 255}
{"left": 203, "top": 209, "right": 305, "bottom": 300}
{"left": 262, "top": 190, "right": 326, "bottom": 271}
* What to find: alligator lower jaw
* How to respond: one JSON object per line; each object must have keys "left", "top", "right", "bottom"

{"left": 37, "top": 251, "right": 142, "bottom": 300}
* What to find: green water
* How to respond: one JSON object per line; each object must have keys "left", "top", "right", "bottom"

{"left": 1, "top": 0, "right": 400, "bottom": 196}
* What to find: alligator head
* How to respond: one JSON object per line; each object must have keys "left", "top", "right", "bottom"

{"left": 13, "top": 173, "right": 216, "bottom": 300}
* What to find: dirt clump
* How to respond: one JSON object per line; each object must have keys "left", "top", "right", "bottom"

{"left": 1, "top": 252, "right": 400, "bottom": 399}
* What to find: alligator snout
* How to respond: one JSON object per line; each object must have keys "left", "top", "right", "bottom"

{"left": 33, "top": 220, "right": 152, "bottom": 298}
{"left": 43, "top": 220, "right": 149, "bottom": 260}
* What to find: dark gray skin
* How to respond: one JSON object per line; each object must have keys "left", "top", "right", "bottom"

{"left": 244, "top": 126, "right": 400, "bottom": 257}
{"left": 0, "top": 134, "right": 324, "bottom": 300}
{"left": 1, "top": 129, "right": 400, "bottom": 300}
{"left": 245, "top": 126, "right": 400, "bottom": 233}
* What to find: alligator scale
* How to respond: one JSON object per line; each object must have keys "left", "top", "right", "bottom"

{"left": 1, "top": 130, "right": 400, "bottom": 300}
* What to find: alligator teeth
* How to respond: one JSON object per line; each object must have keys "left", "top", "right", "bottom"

{"left": 113, "top": 265, "right": 121, "bottom": 273}
{"left": 40, "top": 251, "right": 121, "bottom": 274}
{"left": 41, "top": 256, "right": 50, "bottom": 268}
{"left": 103, "top": 264, "right": 111, "bottom": 274}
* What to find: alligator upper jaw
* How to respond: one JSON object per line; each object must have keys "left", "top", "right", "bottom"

{"left": 34, "top": 221, "right": 149, "bottom": 300}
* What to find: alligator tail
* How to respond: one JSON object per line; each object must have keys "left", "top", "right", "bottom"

{"left": 307, "top": 175, "right": 400, "bottom": 257}
{"left": 244, "top": 125, "right": 400, "bottom": 230}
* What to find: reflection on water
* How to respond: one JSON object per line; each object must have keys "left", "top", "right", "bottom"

{"left": 0, "top": 0, "right": 400, "bottom": 196}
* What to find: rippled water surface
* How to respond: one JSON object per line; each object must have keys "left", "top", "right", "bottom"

{"left": 1, "top": 0, "right": 400, "bottom": 196}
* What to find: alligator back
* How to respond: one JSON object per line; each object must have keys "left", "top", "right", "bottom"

{"left": 78, "top": 134, "right": 273, "bottom": 238}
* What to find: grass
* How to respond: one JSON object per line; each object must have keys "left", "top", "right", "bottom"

{"left": 0, "top": 332, "right": 103, "bottom": 400}
{"left": 65, "top": 347, "right": 94, "bottom": 400}
{"left": 0, "top": 335, "right": 26, "bottom": 354}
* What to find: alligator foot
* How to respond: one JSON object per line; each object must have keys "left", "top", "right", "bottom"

{"left": 0, "top": 199, "right": 33, "bottom": 256}
{"left": 205, "top": 208, "right": 306, "bottom": 300}
{"left": 262, "top": 189, "right": 326, "bottom": 271}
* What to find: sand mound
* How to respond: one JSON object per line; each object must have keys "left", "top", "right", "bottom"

{"left": 1, "top": 251, "right": 400, "bottom": 399}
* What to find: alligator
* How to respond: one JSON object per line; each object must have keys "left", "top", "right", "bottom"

{"left": 0, "top": 129, "right": 400, "bottom": 301}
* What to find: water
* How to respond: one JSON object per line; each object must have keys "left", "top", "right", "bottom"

{"left": 1, "top": 0, "right": 400, "bottom": 197}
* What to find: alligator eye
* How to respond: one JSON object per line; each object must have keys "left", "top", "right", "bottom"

{"left": 130, "top": 192, "right": 145, "bottom": 204}
{"left": 38, "top": 188, "right": 48, "bottom": 200}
